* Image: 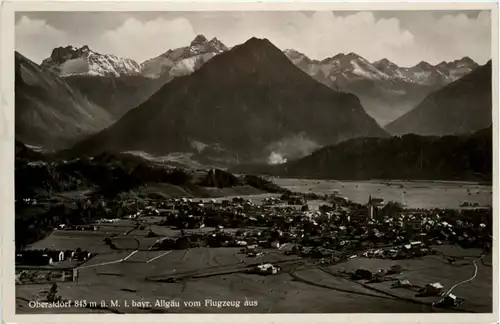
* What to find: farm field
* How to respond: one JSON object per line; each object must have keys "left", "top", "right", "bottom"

{"left": 273, "top": 178, "right": 493, "bottom": 209}
{"left": 322, "top": 247, "right": 492, "bottom": 313}
{"left": 16, "top": 218, "right": 492, "bottom": 313}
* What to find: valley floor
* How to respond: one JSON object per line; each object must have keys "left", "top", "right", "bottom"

{"left": 16, "top": 216, "right": 492, "bottom": 314}
{"left": 272, "top": 178, "right": 493, "bottom": 209}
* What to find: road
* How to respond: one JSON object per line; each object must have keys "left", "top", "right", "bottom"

{"left": 78, "top": 250, "right": 138, "bottom": 270}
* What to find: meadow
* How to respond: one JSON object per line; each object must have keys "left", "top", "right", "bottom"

{"left": 273, "top": 178, "right": 493, "bottom": 209}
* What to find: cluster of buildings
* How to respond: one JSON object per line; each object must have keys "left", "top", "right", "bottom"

{"left": 16, "top": 198, "right": 38, "bottom": 205}
{"left": 16, "top": 248, "right": 93, "bottom": 266}
{"left": 55, "top": 224, "right": 97, "bottom": 231}
{"left": 142, "top": 193, "right": 491, "bottom": 260}
{"left": 28, "top": 186, "right": 491, "bottom": 268}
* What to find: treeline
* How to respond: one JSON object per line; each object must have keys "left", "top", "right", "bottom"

{"left": 276, "top": 126, "right": 492, "bottom": 180}
{"left": 16, "top": 142, "right": 294, "bottom": 201}
{"left": 230, "top": 127, "right": 492, "bottom": 181}
{"left": 16, "top": 145, "right": 196, "bottom": 199}
{"left": 15, "top": 200, "right": 101, "bottom": 250}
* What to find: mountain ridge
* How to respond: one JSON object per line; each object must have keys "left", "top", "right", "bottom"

{"left": 283, "top": 49, "right": 480, "bottom": 125}
{"left": 39, "top": 35, "right": 230, "bottom": 119}
{"left": 140, "top": 34, "right": 228, "bottom": 79}
{"left": 65, "top": 37, "right": 388, "bottom": 164}
{"left": 41, "top": 45, "right": 141, "bottom": 77}
{"left": 15, "top": 51, "right": 114, "bottom": 150}
{"left": 386, "top": 60, "right": 492, "bottom": 136}
{"left": 232, "top": 126, "right": 492, "bottom": 181}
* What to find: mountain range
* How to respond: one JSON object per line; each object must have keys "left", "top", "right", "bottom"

{"left": 40, "top": 35, "right": 228, "bottom": 80}
{"left": 15, "top": 52, "right": 113, "bottom": 150}
{"left": 386, "top": 60, "right": 492, "bottom": 136}
{"left": 65, "top": 37, "right": 388, "bottom": 163}
{"left": 15, "top": 35, "right": 491, "bottom": 168}
{"left": 34, "top": 35, "right": 481, "bottom": 126}
{"left": 284, "top": 49, "right": 479, "bottom": 125}
{"left": 37, "top": 36, "right": 229, "bottom": 119}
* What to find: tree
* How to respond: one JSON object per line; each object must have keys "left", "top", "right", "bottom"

{"left": 381, "top": 201, "right": 404, "bottom": 217}
{"left": 47, "top": 283, "right": 58, "bottom": 302}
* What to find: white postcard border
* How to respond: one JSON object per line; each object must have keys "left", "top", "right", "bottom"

{"left": 1, "top": 1, "right": 499, "bottom": 324}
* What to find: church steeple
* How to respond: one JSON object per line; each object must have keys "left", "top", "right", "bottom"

{"left": 367, "top": 195, "right": 374, "bottom": 220}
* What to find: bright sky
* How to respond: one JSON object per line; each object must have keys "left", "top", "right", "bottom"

{"left": 15, "top": 11, "right": 491, "bottom": 67}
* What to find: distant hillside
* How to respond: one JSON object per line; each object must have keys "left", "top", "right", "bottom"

{"left": 386, "top": 61, "right": 492, "bottom": 136}
{"left": 67, "top": 37, "right": 388, "bottom": 164}
{"left": 15, "top": 52, "right": 114, "bottom": 150}
{"left": 256, "top": 126, "right": 493, "bottom": 181}
{"left": 64, "top": 75, "right": 167, "bottom": 119}
{"left": 15, "top": 141, "right": 290, "bottom": 200}
{"left": 15, "top": 140, "right": 45, "bottom": 162}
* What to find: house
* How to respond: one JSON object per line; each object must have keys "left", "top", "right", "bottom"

{"left": 154, "top": 237, "right": 176, "bottom": 250}
{"left": 41, "top": 255, "right": 54, "bottom": 265}
{"left": 74, "top": 250, "right": 92, "bottom": 261}
{"left": 415, "top": 233, "right": 429, "bottom": 244}
{"left": 246, "top": 244, "right": 258, "bottom": 251}
{"left": 352, "top": 269, "right": 373, "bottom": 280}
{"left": 407, "top": 241, "right": 423, "bottom": 252}
{"left": 387, "top": 264, "right": 403, "bottom": 274}
{"left": 28, "top": 253, "right": 53, "bottom": 265}
{"left": 46, "top": 250, "right": 65, "bottom": 262}
{"left": 391, "top": 279, "right": 413, "bottom": 288}
{"left": 251, "top": 263, "right": 280, "bottom": 275}
{"left": 433, "top": 293, "right": 464, "bottom": 308}
{"left": 418, "top": 282, "right": 444, "bottom": 297}
{"left": 232, "top": 197, "right": 245, "bottom": 204}
{"left": 236, "top": 240, "right": 248, "bottom": 246}
{"left": 287, "top": 196, "right": 306, "bottom": 206}
{"left": 16, "top": 253, "right": 24, "bottom": 263}
{"left": 63, "top": 250, "right": 74, "bottom": 261}
{"left": 270, "top": 241, "right": 281, "bottom": 249}
{"left": 18, "top": 250, "right": 63, "bottom": 265}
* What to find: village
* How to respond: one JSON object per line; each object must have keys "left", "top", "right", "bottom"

{"left": 15, "top": 189, "right": 493, "bottom": 312}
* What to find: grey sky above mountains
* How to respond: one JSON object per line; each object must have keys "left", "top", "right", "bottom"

{"left": 16, "top": 10, "right": 491, "bottom": 66}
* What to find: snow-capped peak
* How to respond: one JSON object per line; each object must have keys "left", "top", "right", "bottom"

{"left": 208, "top": 37, "right": 228, "bottom": 52}
{"left": 41, "top": 45, "right": 141, "bottom": 77}
{"left": 187, "top": 35, "right": 228, "bottom": 54}
{"left": 371, "top": 58, "right": 414, "bottom": 82}
{"left": 283, "top": 47, "right": 478, "bottom": 87}
{"left": 190, "top": 34, "right": 209, "bottom": 47}
{"left": 412, "top": 61, "right": 434, "bottom": 70}
{"left": 456, "top": 56, "right": 476, "bottom": 66}
{"left": 284, "top": 49, "right": 302, "bottom": 56}
{"left": 140, "top": 35, "right": 229, "bottom": 79}
{"left": 317, "top": 52, "right": 391, "bottom": 81}
{"left": 437, "top": 57, "right": 478, "bottom": 69}
{"left": 373, "top": 58, "right": 399, "bottom": 69}
{"left": 283, "top": 49, "right": 313, "bottom": 64}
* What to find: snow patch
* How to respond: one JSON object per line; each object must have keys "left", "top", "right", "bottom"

{"left": 58, "top": 58, "right": 90, "bottom": 76}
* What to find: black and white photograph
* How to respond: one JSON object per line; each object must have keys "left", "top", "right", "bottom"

{"left": 1, "top": 2, "right": 498, "bottom": 322}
